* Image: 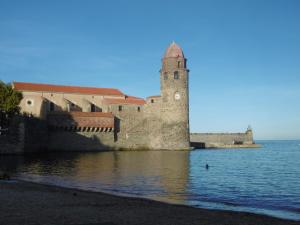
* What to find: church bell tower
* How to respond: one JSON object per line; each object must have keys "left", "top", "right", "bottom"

{"left": 160, "top": 42, "right": 190, "bottom": 150}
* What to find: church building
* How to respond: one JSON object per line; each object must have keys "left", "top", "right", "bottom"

{"left": 13, "top": 42, "right": 191, "bottom": 150}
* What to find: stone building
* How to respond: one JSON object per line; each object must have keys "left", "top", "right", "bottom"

{"left": 13, "top": 42, "right": 191, "bottom": 151}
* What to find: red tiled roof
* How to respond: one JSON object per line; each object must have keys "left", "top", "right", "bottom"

{"left": 49, "top": 111, "right": 114, "bottom": 118}
{"left": 47, "top": 112, "right": 114, "bottom": 128}
{"left": 13, "top": 82, "right": 124, "bottom": 96}
{"left": 104, "top": 95, "right": 146, "bottom": 105}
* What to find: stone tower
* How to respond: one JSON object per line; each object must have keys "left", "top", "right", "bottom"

{"left": 160, "top": 42, "right": 190, "bottom": 150}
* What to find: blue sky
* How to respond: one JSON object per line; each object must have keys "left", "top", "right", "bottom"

{"left": 1, "top": 0, "right": 300, "bottom": 140}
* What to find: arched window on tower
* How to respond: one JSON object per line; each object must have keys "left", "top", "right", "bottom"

{"left": 177, "top": 61, "right": 181, "bottom": 68}
{"left": 174, "top": 71, "right": 179, "bottom": 79}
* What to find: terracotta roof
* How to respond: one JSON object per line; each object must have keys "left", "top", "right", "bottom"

{"left": 13, "top": 82, "right": 124, "bottom": 96}
{"left": 164, "top": 41, "right": 184, "bottom": 58}
{"left": 71, "top": 112, "right": 114, "bottom": 119}
{"left": 104, "top": 95, "right": 146, "bottom": 105}
{"left": 47, "top": 112, "right": 114, "bottom": 128}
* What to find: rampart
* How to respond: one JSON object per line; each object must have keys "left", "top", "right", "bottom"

{"left": 0, "top": 116, "right": 47, "bottom": 154}
{"left": 190, "top": 128, "right": 260, "bottom": 148}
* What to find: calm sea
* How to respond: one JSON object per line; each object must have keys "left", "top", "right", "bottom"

{"left": 0, "top": 140, "right": 299, "bottom": 220}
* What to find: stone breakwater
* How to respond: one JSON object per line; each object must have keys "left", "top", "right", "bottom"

{"left": 190, "top": 129, "right": 261, "bottom": 149}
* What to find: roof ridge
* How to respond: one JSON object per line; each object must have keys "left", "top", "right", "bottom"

{"left": 13, "top": 81, "right": 121, "bottom": 91}
{"left": 13, "top": 81, "right": 124, "bottom": 96}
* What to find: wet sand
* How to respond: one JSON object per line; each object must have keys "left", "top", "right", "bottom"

{"left": 0, "top": 180, "right": 298, "bottom": 225}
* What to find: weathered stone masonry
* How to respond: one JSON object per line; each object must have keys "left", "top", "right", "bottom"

{"left": 6, "top": 42, "right": 257, "bottom": 153}
{"left": 190, "top": 127, "right": 258, "bottom": 148}
{"left": 11, "top": 42, "right": 191, "bottom": 151}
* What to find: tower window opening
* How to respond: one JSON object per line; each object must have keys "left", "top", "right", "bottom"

{"left": 151, "top": 99, "right": 154, "bottom": 103}
{"left": 177, "top": 61, "right": 181, "bottom": 68}
{"left": 118, "top": 105, "right": 122, "bottom": 111}
{"left": 174, "top": 71, "right": 179, "bottom": 79}
{"left": 137, "top": 106, "right": 141, "bottom": 112}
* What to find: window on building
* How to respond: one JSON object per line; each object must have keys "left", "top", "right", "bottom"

{"left": 174, "top": 71, "right": 179, "bottom": 79}
{"left": 137, "top": 106, "right": 141, "bottom": 112}
{"left": 91, "top": 104, "right": 96, "bottom": 112}
{"left": 49, "top": 102, "right": 55, "bottom": 112}
{"left": 118, "top": 105, "right": 122, "bottom": 111}
{"left": 177, "top": 61, "right": 181, "bottom": 68}
{"left": 26, "top": 100, "right": 32, "bottom": 106}
{"left": 151, "top": 99, "right": 154, "bottom": 103}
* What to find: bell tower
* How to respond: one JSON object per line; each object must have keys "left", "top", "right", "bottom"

{"left": 160, "top": 42, "right": 190, "bottom": 150}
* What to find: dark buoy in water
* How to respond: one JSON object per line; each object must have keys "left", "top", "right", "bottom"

{"left": 206, "top": 164, "right": 209, "bottom": 170}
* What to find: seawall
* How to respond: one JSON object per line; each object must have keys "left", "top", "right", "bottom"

{"left": 190, "top": 130, "right": 261, "bottom": 149}
{"left": 0, "top": 116, "right": 47, "bottom": 154}
{"left": 1, "top": 116, "right": 261, "bottom": 154}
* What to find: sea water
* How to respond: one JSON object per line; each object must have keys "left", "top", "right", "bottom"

{"left": 0, "top": 140, "right": 299, "bottom": 220}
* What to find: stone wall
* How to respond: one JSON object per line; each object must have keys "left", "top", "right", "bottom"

{"left": 109, "top": 103, "right": 151, "bottom": 150}
{"left": 18, "top": 91, "right": 125, "bottom": 118}
{"left": 0, "top": 120, "right": 24, "bottom": 154}
{"left": 160, "top": 55, "right": 190, "bottom": 150}
{"left": 47, "top": 131, "right": 115, "bottom": 151}
{"left": 0, "top": 116, "right": 47, "bottom": 154}
{"left": 190, "top": 129, "right": 254, "bottom": 148}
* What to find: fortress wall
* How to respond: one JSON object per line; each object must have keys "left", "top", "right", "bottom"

{"left": 0, "top": 120, "right": 24, "bottom": 154}
{"left": 190, "top": 131, "right": 254, "bottom": 148}
{"left": 0, "top": 116, "right": 48, "bottom": 154}
{"left": 109, "top": 104, "right": 150, "bottom": 150}
{"left": 144, "top": 97, "right": 162, "bottom": 149}
{"left": 47, "top": 131, "right": 115, "bottom": 151}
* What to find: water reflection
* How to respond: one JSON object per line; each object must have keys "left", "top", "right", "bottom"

{"left": 1, "top": 141, "right": 300, "bottom": 221}
{"left": 0, "top": 151, "right": 190, "bottom": 204}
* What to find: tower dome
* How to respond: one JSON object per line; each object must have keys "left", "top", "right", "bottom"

{"left": 164, "top": 41, "right": 184, "bottom": 58}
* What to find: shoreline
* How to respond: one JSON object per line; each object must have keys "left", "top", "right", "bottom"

{"left": 0, "top": 179, "right": 298, "bottom": 225}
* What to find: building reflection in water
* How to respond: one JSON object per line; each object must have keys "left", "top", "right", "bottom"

{"left": 75, "top": 151, "right": 191, "bottom": 204}
{"left": 0, "top": 151, "right": 191, "bottom": 205}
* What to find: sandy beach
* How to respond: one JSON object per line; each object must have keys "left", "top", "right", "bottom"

{"left": 0, "top": 180, "right": 298, "bottom": 225}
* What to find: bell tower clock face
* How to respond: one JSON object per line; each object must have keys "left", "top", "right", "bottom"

{"left": 174, "top": 92, "right": 181, "bottom": 100}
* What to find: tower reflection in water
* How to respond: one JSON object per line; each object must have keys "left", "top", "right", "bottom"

{"left": 1, "top": 151, "right": 191, "bottom": 204}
